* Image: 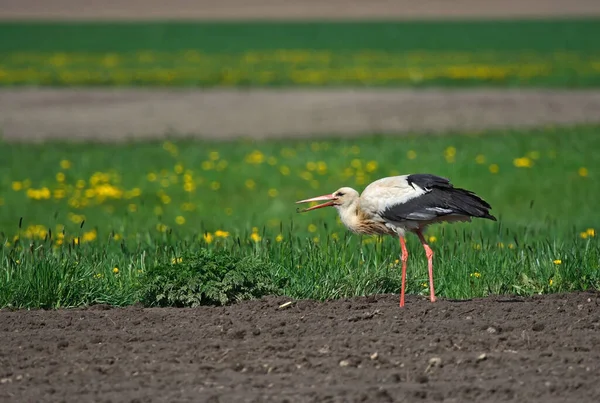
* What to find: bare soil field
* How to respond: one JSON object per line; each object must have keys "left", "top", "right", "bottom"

{"left": 3, "top": 88, "right": 600, "bottom": 142}
{"left": 1, "top": 292, "right": 599, "bottom": 402}
{"left": 2, "top": 0, "right": 600, "bottom": 21}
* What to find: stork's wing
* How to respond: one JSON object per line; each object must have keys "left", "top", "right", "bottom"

{"left": 364, "top": 174, "right": 496, "bottom": 223}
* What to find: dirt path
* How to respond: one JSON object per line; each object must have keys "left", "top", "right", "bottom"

{"left": 2, "top": 0, "right": 600, "bottom": 20}
{"left": 2, "top": 88, "right": 600, "bottom": 142}
{"left": 1, "top": 292, "right": 599, "bottom": 402}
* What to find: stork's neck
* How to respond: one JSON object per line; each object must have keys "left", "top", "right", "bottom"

{"left": 336, "top": 199, "right": 362, "bottom": 233}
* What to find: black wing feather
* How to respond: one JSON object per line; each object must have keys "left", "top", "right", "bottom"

{"left": 383, "top": 174, "right": 496, "bottom": 222}
{"left": 406, "top": 174, "right": 453, "bottom": 190}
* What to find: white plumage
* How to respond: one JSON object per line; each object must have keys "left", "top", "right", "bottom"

{"left": 296, "top": 173, "right": 496, "bottom": 307}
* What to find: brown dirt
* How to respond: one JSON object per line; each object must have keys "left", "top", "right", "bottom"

{"left": 1, "top": 292, "right": 600, "bottom": 402}
{"left": 3, "top": 88, "right": 600, "bottom": 142}
{"left": 2, "top": 0, "right": 600, "bottom": 21}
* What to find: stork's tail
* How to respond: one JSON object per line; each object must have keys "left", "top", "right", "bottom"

{"left": 450, "top": 188, "right": 497, "bottom": 221}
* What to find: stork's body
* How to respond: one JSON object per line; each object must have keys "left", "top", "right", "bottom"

{"left": 296, "top": 174, "right": 496, "bottom": 307}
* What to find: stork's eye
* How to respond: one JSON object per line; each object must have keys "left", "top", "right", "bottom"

{"left": 336, "top": 192, "right": 345, "bottom": 197}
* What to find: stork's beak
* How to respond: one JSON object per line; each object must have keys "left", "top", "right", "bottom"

{"left": 296, "top": 194, "right": 335, "bottom": 213}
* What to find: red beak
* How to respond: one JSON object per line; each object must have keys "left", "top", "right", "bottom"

{"left": 296, "top": 194, "right": 336, "bottom": 213}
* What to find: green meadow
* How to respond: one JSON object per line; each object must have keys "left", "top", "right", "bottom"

{"left": 1, "top": 125, "right": 598, "bottom": 308}
{"left": 1, "top": 19, "right": 600, "bottom": 87}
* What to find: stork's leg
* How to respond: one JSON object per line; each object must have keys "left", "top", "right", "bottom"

{"left": 399, "top": 236, "right": 408, "bottom": 307}
{"left": 416, "top": 230, "right": 436, "bottom": 303}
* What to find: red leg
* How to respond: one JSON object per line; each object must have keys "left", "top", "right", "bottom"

{"left": 399, "top": 236, "right": 408, "bottom": 307}
{"left": 416, "top": 230, "right": 436, "bottom": 303}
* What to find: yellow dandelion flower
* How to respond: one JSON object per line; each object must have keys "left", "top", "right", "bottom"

{"left": 407, "top": 150, "right": 417, "bottom": 160}
{"left": 267, "top": 156, "right": 277, "bottom": 165}
{"left": 245, "top": 179, "right": 256, "bottom": 190}
{"left": 113, "top": 233, "right": 122, "bottom": 241}
{"left": 175, "top": 216, "right": 185, "bottom": 225}
{"left": 306, "top": 161, "right": 317, "bottom": 171}
{"left": 156, "top": 223, "right": 168, "bottom": 232}
{"left": 317, "top": 161, "right": 328, "bottom": 175}
{"left": 174, "top": 164, "right": 184, "bottom": 174}
{"left": 201, "top": 161, "right": 214, "bottom": 170}
{"left": 444, "top": 146, "right": 456, "bottom": 163}
{"left": 76, "top": 179, "right": 86, "bottom": 189}
{"left": 113, "top": 267, "right": 119, "bottom": 274}
{"left": 204, "top": 232, "right": 214, "bottom": 243}
{"left": 181, "top": 203, "right": 195, "bottom": 211}
{"left": 154, "top": 206, "right": 163, "bottom": 215}
{"left": 422, "top": 282, "right": 428, "bottom": 288}
{"left": 578, "top": 167, "right": 588, "bottom": 177}
{"left": 215, "top": 230, "right": 230, "bottom": 238}
{"left": 68, "top": 213, "right": 85, "bottom": 224}
{"left": 59, "top": 160, "right": 72, "bottom": 170}
{"left": 82, "top": 230, "right": 97, "bottom": 243}
{"left": 211, "top": 181, "right": 220, "bottom": 190}
{"left": 209, "top": 151, "right": 220, "bottom": 161}
{"left": 250, "top": 232, "right": 262, "bottom": 242}
{"left": 161, "top": 194, "right": 171, "bottom": 204}
{"left": 183, "top": 182, "right": 195, "bottom": 192}
{"left": 172, "top": 257, "right": 183, "bottom": 264}
{"left": 513, "top": 157, "right": 533, "bottom": 168}
{"left": 553, "top": 259, "right": 562, "bottom": 265}
{"left": 350, "top": 146, "right": 360, "bottom": 155}
{"left": 475, "top": 154, "right": 486, "bottom": 164}
{"left": 508, "top": 243, "right": 515, "bottom": 249}
{"left": 300, "top": 171, "right": 313, "bottom": 181}
{"left": 245, "top": 150, "right": 265, "bottom": 164}
{"left": 279, "top": 166, "right": 291, "bottom": 176}
{"left": 489, "top": 164, "right": 499, "bottom": 174}
{"left": 580, "top": 232, "right": 588, "bottom": 239}
{"left": 11, "top": 181, "right": 22, "bottom": 191}
{"left": 147, "top": 172, "right": 157, "bottom": 182}
{"left": 350, "top": 159, "right": 362, "bottom": 169}
{"left": 275, "top": 234, "right": 284, "bottom": 242}
{"left": 428, "top": 236, "right": 437, "bottom": 243}
{"left": 312, "top": 237, "right": 320, "bottom": 243}
{"left": 308, "top": 224, "right": 317, "bottom": 233}
{"left": 56, "top": 172, "right": 65, "bottom": 182}
{"left": 268, "top": 188, "right": 279, "bottom": 197}
{"left": 365, "top": 161, "right": 378, "bottom": 173}
{"left": 470, "top": 272, "right": 481, "bottom": 278}
{"left": 497, "top": 242, "right": 505, "bottom": 248}
{"left": 549, "top": 279, "right": 554, "bottom": 286}
{"left": 586, "top": 228, "right": 595, "bottom": 237}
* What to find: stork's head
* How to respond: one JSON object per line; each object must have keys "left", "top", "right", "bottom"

{"left": 296, "top": 187, "right": 359, "bottom": 213}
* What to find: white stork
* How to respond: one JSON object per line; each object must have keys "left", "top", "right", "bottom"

{"left": 296, "top": 174, "right": 496, "bottom": 307}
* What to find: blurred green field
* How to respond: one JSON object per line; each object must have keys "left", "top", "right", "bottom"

{"left": 1, "top": 125, "right": 598, "bottom": 308}
{"left": 1, "top": 19, "right": 600, "bottom": 87}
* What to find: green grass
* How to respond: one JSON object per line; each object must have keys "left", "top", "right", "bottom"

{"left": 2, "top": 19, "right": 600, "bottom": 87}
{"left": 1, "top": 125, "right": 599, "bottom": 308}
{"left": 2, "top": 19, "right": 599, "bottom": 53}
